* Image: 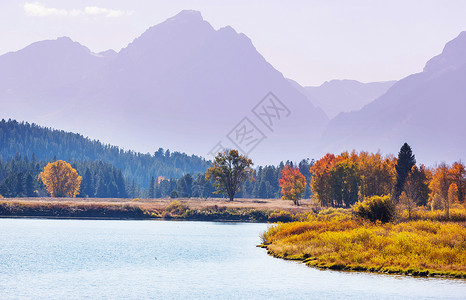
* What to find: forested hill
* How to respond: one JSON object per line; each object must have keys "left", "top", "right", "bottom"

{"left": 0, "top": 119, "right": 210, "bottom": 187}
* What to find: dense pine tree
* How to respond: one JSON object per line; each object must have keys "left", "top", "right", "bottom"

{"left": 395, "top": 143, "right": 416, "bottom": 200}
{"left": 24, "top": 172, "right": 35, "bottom": 197}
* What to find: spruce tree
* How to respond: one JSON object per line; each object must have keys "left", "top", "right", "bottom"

{"left": 15, "top": 172, "right": 25, "bottom": 197}
{"left": 148, "top": 176, "right": 155, "bottom": 198}
{"left": 24, "top": 172, "right": 35, "bottom": 197}
{"left": 115, "top": 171, "right": 127, "bottom": 198}
{"left": 82, "top": 169, "right": 94, "bottom": 197}
{"left": 395, "top": 143, "right": 416, "bottom": 199}
{"left": 95, "top": 178, "right": 108, "bottom": 198}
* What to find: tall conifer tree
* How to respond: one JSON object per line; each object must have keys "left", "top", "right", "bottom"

{"left": 395, "top": 143, "right": 416, "bottom": 199}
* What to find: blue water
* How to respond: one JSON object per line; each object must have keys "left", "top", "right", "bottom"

{"left": 0, "top": 219, "right": 464, "bottom": 299}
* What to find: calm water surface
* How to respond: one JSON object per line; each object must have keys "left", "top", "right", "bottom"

{"left": 0, "top": 219, "right": 464, "bottom": 299}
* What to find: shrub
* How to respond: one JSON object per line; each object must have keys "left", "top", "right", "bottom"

{"left": 353, "top": 195, "right": 395, "bottom": 223}
{"left": 269, "top": 211, "right": 294, "bottom": 222}
{"left": 318, "top": 207, "right": 349, "bottom": 219}
{"left": 163, "top": 200, "right": 189, "bottom": 217}
{"left": 248, "top": 209, "right": 269, "bottom": 221}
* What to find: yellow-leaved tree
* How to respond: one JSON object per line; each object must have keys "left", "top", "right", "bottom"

{"left": 429, "top": 163, "right": 452, "bottom": 218}
{"left": 40, "top": 160, "right": 82, "bottom": 197}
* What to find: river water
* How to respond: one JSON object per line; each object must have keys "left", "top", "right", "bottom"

{"left": 0, "top": 219, "right": 464, "bottom": 299}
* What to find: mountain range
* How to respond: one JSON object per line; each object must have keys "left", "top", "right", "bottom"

{"left": 0, "top": 10, "right": 327, "bottom": 165}
{"left": 304, "top": 80, "right": 396, "bottom": 119}
{"left": 318, "top": 31, "right": 466, "bottom": 165}
{"left": 0, "top": 10, "right": 464, "bottom": 165}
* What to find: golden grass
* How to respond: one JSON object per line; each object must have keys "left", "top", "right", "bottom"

{"left": 397, "top": 206, "right": 466, "bottom": 223}
{"left": 262, "top": 214, "right": 466, "bottom": 278}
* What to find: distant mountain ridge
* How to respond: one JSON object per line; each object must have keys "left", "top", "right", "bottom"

{"left": 304, "top": 80, "right": 396, "bottom": 119}
{"left": 0, "top": 10, "right": 464, "bottom": 165}
{"left": 318, "top": 31, "right": 466, "bottom": 165}
{"left": 0, "top": 10, "right": 327, "bottom": 165}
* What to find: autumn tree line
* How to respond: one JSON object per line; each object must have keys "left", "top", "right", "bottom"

{"left": 0, "top": 152, "right": 313, "bottom": 199}
{"left": 309, "top": 143, "right": 465, "bottom": 213}
{"left": 165, "top": 143, "right": 466, "bottom": 214}
{"left": 148, "top": 159, "right": 313, "bottom": 200}
{"left": 1, "top": 139, "right": 464, "bottom": 213}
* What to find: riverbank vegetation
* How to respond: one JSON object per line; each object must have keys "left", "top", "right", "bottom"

{"left": 310, "top": 144, "right": 465, "bottom": 216}
{"left": 260, "top": 143, "right": 466, "bottom": 278}
{"left": 260, "top": 206, "right": 466, "bottom": 278}
{"left": 0, "top": 198, "right": 312, "bottom": 222}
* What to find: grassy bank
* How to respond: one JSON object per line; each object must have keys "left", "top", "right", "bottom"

{"left": 260, "top": 212, "right": 466, "bottom": 278}
{"left": 0, "top": 199, "right": 312, "bottom": 222}
{"left": 0, "top": 200, "right": 147, "bottom": 219}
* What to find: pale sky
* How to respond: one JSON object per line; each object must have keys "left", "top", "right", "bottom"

{"left": 1, "top": 0, "right": 466, "bottom": 86}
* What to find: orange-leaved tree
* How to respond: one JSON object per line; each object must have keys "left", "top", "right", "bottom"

{"left": 311, "top": 151, "right": 397, "bottom": 207}
{"left": 40, "top": 160, "right": 82, "bottom": 197}
{"left": 279, "top": 165, "right": 306, "bottom": 206}
{"left": 448, "top": 183, "right": 459, "bottom": 205}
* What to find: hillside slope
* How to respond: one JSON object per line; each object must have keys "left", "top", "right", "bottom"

{"left": 318, "top": 31, "right": 466, "bottom": 165}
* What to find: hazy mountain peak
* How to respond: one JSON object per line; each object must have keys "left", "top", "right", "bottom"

{"left": 21, "top": 36, "right": 91, "bottom": 55}
{"left": 168, "top": 9, "right": 203, "bottom": 22}
{"left": 56, "top": 36, "right": 72, "bottom": 42}
{"left": 121, "top": 10, "right": 214, "bottom": 58}
{"left": 319, "top": 79, "right": 365, "bottom": 89}
{"left": 0, "top": 35, "right": 111, "bottom": 95}
{"left": 303, "top": 79, "right": 396, "bottom": 119}
{"left": 424, "top": 31, "right": 466, "bottom": 74}
{"left": 156, "top": 9, "right": 209, "bottom": 31}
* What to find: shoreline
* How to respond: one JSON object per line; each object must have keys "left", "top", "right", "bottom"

{"left": 258, "top": 245, "right": 466, "bottom": 279}
{"left": 0, "top": 198, "right": 314, "bottom": 223}
{"left": 260, "top": 216, "right": 466, "bottom": 280}
{"left": 260, "top": 245, "right": 466, "bottom": 279}
{"left": 0, "top": 215, "right": 268, "bottom": 223}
